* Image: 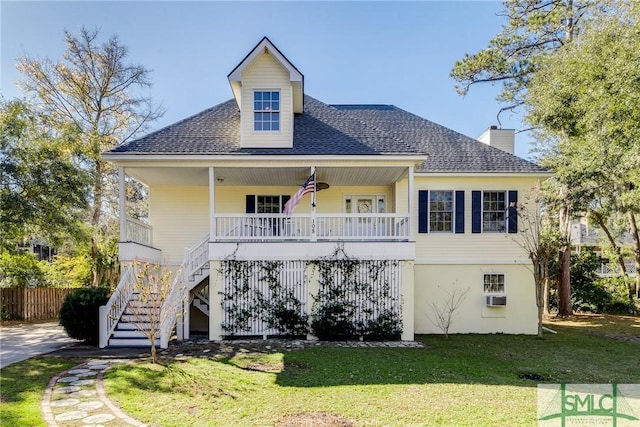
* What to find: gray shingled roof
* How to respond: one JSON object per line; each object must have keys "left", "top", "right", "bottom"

{"left": 107, "top": 95, "right": 547, "bottom": 173}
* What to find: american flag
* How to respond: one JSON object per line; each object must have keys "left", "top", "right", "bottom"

{"left": 283, "top": 173, "right": 315, "bottom": 215}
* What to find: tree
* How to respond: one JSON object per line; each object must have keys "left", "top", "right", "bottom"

{"left": 130, "top": 262, "right": 185, "bottom": 363}
{"left": 450, "top": 0, "right": 611, "bottom": 316}
{"left": 16, "top": 27, "right": 163, "bottom": 285}
{"left": 525, "top": 5, "right": 640, "bottom": 312}
{"left": 515, "top": 185, "right": 566, "bottom": 336}
{"left": 451, "top": 0, "right": 600, "bottom": 121}
{"left": 1, "top": 99, "right": 89, "bottom": 249}
{"left": 425, "top": 282, "right": 470, "bottom": 339}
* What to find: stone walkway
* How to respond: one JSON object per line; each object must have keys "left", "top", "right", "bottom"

{"left": 42, "top": 359, "right": 147, "bottom": 427}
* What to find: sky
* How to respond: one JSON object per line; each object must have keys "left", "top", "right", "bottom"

{"left": 1, "top": 1, "right": 535, "bottom": 159}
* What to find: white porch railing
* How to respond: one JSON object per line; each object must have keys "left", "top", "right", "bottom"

{"left": 215, "top": 213, "right": 410, "bottom": 241}
{"left": 598, "top": 262, "right": 638, "bottom": 277}
{"left": 99, "top": 265, "right": 137, "bottom": 348}
{"left": 125, "top": 217, "right": 153, "bottom": 246}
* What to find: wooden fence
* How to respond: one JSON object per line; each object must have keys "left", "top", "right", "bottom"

{"left": 0, "top": 288, "right": 74, "bottom": 321}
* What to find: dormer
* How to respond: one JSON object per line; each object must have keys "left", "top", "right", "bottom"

{"left": 228, "top": 37, "right": 304, "bottom": 148}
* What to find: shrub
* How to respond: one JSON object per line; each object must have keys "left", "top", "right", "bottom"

{"left": 267, "top": 304, "right": 309, "bottom": 337}
{"left": 41, "top": 254, "right": 92, "bottom": 288}
{"left": 596, "top": 276, "right": 635, "bottom": 314}
{"left": 0, "top": 250, "right": 46, "bottom": 288}
{"left": 568, "top": 249, "right": 602, "bottom": 312}
{"left": 59, "top": 287, "right": 110, "bottom": 345}
{"left": 310, "top": 303, "right": 357, "bottom": 341}
{"left": 360, "top": 310, "right": 402, "bottom": 341}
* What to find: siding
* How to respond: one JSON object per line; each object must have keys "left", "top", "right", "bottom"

{"left": 150, "top": 186, "right": 210, "bottom": 264}
{"left": 240, "top": 52, "right": 293, "bottom": 148}
{"left": 414, "top": 264, "right": 537, "bottom": 334}
{"left": 394, "top": 178, "right": 409, "bottom": 215}
{"left": 413, "top": 176, "right": 539, "bottom": 262}
{"left": 214, "top": 185, "right": 394, "bottom": 214}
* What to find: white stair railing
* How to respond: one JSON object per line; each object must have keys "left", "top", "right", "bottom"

{"left": 187, "top": 234, "right": 210, "bottom": 286}
{"left": 159, "top": 234, "right": 210, "bottom": 348}
{"left": 99, "top": 265, "right": 137, "bottom": 348}
{"left": 159, "top": 258, "right": 187, "bottom": 349}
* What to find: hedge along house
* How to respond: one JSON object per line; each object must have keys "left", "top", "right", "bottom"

{"left": 100, "top": 37, "right": 550, "bottom": 348}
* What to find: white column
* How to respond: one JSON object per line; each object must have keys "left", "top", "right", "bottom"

{"left": 209, "top": 260, "right": 223, "bottom": 340}
{"left": 306, "top": 262, "right": 320, "bottom": 340}
{"left": 401, "top": 260, "right": 415, "bottom": 341}
{"left": 209, "top": 167, "right": 216, "bottom": 239}
{"left": 310, "top": 166, "right": 317, "bottom": 242}
{"left": 119, "top": 167, "right": 126, "bottom": 242}
{"left": 407, "top": 166, "right": 414, "bottom": 239}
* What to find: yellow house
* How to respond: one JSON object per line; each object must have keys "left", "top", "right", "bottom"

{"left": 100, "top": 37, "right": 550, "bottom": 348}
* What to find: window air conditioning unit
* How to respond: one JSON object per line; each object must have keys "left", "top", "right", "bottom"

{"left": 486, "top": 295, "right": 507, "bottom": 307}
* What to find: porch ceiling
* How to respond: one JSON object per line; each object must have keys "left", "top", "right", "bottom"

{"left": 126, "top": 166, "right": 408, "bottom": 187}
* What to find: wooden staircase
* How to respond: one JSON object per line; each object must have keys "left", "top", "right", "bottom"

{"left": 107, "top": 293, "right": 162, "bottom": 347}
{"left": 99, "top": 234, "right": 210, "bottom": 348}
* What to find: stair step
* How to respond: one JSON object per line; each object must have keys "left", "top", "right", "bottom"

{"left": 121, "top": 314, "right": 159, "bottom": 323}
{"left": 128, "top": 300, "right": 161, "bottom": 307}
{"left": 116, "top": 322, "right": 155, "bottom": 331}
{"left": 108, "top": 337, "right": 160, "bottom": 347}
{"left": 113, "top": 329, "right": 159, "bottom": 339}
{"left": 193, "top": 299, "right": 209, "bottom": 316}
{"left": 124, "top": 311, "right": 159, "bottom": 317}
{"left": 130, "top": 293, "right": 162, "bottom": 301}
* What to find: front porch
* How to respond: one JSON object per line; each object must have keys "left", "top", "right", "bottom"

{"left": 100, "top": 162, "right": 418, "bottom": 348}
{"left": 117, "top": 162, "right": 418, "bottom": 260}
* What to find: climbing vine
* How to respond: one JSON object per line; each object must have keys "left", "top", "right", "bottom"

{"left": 309, "top": 246, "right": 402, "bottom": 341}
{"left": 220, "top": 245, "right": 402, "bottom": 341}
{"left": 220, "top": 258, "right": 308, "bottom": 337}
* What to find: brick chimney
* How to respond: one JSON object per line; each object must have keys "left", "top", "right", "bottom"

{"left": 478, "top": 126, "right": 515, "bottom": 154}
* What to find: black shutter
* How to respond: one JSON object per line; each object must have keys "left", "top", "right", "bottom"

{"left": 246, "top": 195, "right": 256, "bottom": 213}
{"left": 455, "top": 191, "right": 465, "bottom": 234}
{"left": 418, "top": 190, "right": 429, "bottom": 233}
{"left": 508, "top": 190, "right": 518, "bottom": 233}
{"left": 472, "top": 191, "right": 482, "bottom": 233}
{"left": 281, "top": 195, "right": 291, "bottom": 212}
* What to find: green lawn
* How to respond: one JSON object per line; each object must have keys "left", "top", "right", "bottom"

{"left": 0, "top": 357, "right": 79, "bottom": 427}
{"left": 103, "top": 315, "right": 640, "bottom": 426}
{"left": 1, "top": 315, "right": 638, "bottom": 426}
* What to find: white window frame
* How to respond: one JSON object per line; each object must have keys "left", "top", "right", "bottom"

{"left": 429, "top": 190, "right": 454, "bottom": 233}
{"left": 255, "top": 195, "right": 284, "bottom": 213}
{"left": 253, "top": 90, "right": 281, "bottom": 132}
{"left": 482, "top": 191, "right": 507, "bottom": 233}
{"left": 483, "top": 273, "right": 506, "bottom": 294}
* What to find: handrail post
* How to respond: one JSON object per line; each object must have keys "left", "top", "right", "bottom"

{"left": 99, "top": 305, "right": 108, "bottom": 348}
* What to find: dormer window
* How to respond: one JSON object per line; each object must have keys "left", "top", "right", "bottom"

{"left": 254, "top": 90, "right": 280, "bottom": 131}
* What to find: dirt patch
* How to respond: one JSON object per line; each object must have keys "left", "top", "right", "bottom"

{"left": 517, "top": 371, "right": 549, "bottom": 381}
{"left": 275, "top": 411, "right": 356, "bottom": 427}
{"left": 158, "top": 337, "right": 423, "bottom": 360}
